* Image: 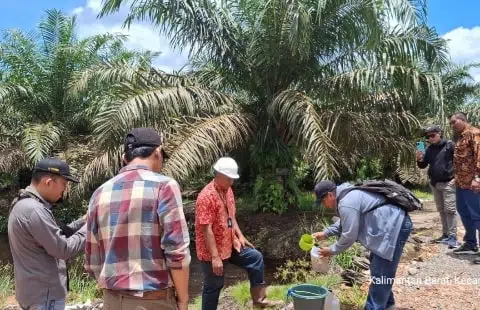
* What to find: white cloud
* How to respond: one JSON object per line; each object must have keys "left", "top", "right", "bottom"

{"left": 443, "top": 26, "right": 480, "bottom": 82}
{"left": 86, "top": 0, "right": 103, "bottom": 14}
{"left": 73, "top": 0, "right": 188, "bottom": 72}
{"left": 71, "top": 7, "right": 84, "bottom": 16}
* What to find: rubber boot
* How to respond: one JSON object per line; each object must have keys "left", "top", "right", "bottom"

{"left": 250, "top": 286, "right": 282, "bottom": 308}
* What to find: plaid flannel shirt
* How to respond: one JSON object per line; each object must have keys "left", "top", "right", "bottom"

{"left": 85, "top": 164, "right": 190, "bottom": 292}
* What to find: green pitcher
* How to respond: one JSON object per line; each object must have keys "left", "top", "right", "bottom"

{"left": 299, "top": 234, "right": 314, "bottom": 251}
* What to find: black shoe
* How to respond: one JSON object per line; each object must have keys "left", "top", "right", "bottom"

{"left": 453, "top": 243, "right": 479, "bottom": 254}
{"left": 432, "top": 234, "right": 448, "bottom": 243}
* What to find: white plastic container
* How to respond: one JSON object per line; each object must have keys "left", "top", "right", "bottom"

{"left": 310, "top": 246, "right": 330, "bottom": 273}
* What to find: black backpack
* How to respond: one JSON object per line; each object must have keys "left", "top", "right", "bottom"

{"left": 336, "top": 179, "right": 422, "bottom": 213}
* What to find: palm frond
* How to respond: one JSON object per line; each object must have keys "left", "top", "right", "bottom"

{"left": 268, "top": 90, "right": 338, "bottom": 180}
{"left": 0, "top": 144, "right": 28, "bottom": 173}
{"left": 327, "top": 65, "right": 443, "bottom": 110}
{"left": 320, "top": 109, "right": 419, "bottom": 169}
{"left": 100, "top": 0, "right": 243, "bottom": 69}
{"left": 74, "top": 146, "right": 123, "bottom": 198}
{"left": 39, "top": 9, "right": 75, "bottom": 57}
{"left": 379, "top": 26, "right": 449, "bottom": 69}
{"left": 0, "top": 84, "right": 33, "bottom": 104}
{"left": 384, "top": 0, "right": 427, "bottom": 26}
{"left": 21, "top": 123, "right": 63, "bottom": 164}
{"left": 163, "top": 113, "right": 256, "bottom": 182}
{"left": 67, "top": 62, "right": 142, "bottom": 100}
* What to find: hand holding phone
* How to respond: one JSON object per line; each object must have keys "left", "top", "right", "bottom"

{"left": 416, "top": 141, "right": 425, "bottom": 153}
{"left": 416, "top": 141, "right": 425, "bottom": 161}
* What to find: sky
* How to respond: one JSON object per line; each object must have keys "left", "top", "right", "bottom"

{"left": 0, "top": 0, "right": 479, "bottom": 80}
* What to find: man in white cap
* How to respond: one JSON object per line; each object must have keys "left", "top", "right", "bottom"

{"left": 195, "top": 157, "right": 280, "bottom": 309}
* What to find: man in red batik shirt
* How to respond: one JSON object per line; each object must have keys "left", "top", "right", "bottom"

{"left": 195, "top": 157, "right": 280, "bottom": 310}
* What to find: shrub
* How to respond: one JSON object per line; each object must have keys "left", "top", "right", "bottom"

{"left": 274, "top": 259, "right": 312, "bottom": 284}
{"left": 253, "top": 175, "right": 294, "bottom": 214}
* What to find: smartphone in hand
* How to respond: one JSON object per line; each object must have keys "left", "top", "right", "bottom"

{"left": 416, "top": 141, "right": 425, "bottom": 153}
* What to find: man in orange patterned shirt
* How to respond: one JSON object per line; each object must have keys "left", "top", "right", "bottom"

{"left": 195, "top": 157, "right": 280, "bottom": 309}
{"left": 450, "top": 113, "right": 480, "bottom": 263}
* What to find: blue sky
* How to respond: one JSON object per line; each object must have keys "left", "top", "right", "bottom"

{"left": 0, "top": 0, "right": 479, "bottom": 78}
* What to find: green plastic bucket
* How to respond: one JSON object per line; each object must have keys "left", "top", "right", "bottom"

{"left": 287, "top": 284, "right": 329, "bottom": 310}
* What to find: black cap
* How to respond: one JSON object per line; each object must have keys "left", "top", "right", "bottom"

{"left": 124, "top": 127, "right": 169, "bottom": 158}
{"left": 33, "top": 158, "right": 79, "bottom": 183}
{"left": 313, "top": 180, "right": 337, "bottom": 206}
{"left": 424, "top": 125, "right": 441, "bottom": 136}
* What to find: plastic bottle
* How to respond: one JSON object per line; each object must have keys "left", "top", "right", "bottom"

{"left": 310, "top": 246, "right": 330, "bottom": 273}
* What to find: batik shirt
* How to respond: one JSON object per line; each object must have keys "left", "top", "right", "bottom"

{"left": 454, "top": 126, "right": 480, "bottom": 189}
{"left": 195, "top": 181, "right": 238, "bottom": 261}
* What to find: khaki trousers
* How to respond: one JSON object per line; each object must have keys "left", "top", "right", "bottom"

{"left": 103, "top": 290, "right": 178, "bottom": 310}
{"left": 430, "top": 180, "right": 457, "bottom": 237}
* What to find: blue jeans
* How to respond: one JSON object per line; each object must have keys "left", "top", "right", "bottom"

{"left": 201, "top": 248, "right": 266, "bottom": 310}
{"left": 456, "top": 188, "right": 480, "bottom": 247}
{"left": 21, "top": 299, "right": 66, "bottom": 310}
{"left": 365, "top": 215, "right": 412, "bottom": 310}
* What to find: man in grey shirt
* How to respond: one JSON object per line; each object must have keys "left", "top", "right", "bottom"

{"left": 8, "top": 158, "right": 87, "bottom": 310}
{"left": 311, "top": 181, "right": 412, "bottom": 310}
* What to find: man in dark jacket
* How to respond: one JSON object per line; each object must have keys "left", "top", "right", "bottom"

{"left": 417, "top": 125, "right": 457, "bottom": 247}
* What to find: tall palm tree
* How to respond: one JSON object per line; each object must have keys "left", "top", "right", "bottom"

{"left": 74, "top": 0, "right": 449, "bottom": 197}
{"left": 0, "top": 9, "right": 155, "bottom": 170}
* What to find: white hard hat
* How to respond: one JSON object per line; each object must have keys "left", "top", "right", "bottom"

{"left": 213, "top": 157, "right": 240, "bottom": 179}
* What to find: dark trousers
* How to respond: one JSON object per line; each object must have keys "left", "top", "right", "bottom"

{"left": 365, "top": 215, "right": 412, "bottom": 310}
{"left": 200, "top": 248, "right": 265, "bottom": 310}
{"left": 456, "top": 188, "right": 480, "bottom": 247}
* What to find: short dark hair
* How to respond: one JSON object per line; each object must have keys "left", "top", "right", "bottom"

{"left": 451, "top": 112, "right": 468, "bottom": 122}
{"left": 124, "top": 146, "right": 157, "bottom": 162}
{"left": 31, "top": 171, "right": 61, "bottom": 183}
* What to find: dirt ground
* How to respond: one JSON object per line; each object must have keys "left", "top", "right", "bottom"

{"left": 392, "top": 202, "right": 480, "bottom": 310}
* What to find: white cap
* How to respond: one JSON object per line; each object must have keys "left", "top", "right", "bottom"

{"left": 213, "top": 157, "right": 240, "bottom": 179}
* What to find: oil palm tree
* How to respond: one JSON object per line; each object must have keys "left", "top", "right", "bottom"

{"left": 0, "top": 9, "right": 156, "bottom": 171}
{"left": 74, "top": 0, "right": 449, "bottom": 196}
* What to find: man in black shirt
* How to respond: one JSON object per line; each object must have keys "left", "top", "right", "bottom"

{"left": 417, "top": 125, "right": 457, "bottom": 247}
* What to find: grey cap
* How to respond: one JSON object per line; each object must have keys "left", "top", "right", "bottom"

{"left": 424, "top": 125, "right": 441, "bottom": 136}
{"left": 313, "top": 180, "right": 336, "bottom": 207}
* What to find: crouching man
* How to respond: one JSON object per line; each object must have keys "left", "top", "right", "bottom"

{"left": 311, "top": 181, "right": 412, "bottom": 310}
{"left": 195, "top": 157, "right": 281, "bottom": 309}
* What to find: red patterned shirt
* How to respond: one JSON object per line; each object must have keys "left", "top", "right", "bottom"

{"left": 195, "top": 181, "right": 237, "bottom": 261}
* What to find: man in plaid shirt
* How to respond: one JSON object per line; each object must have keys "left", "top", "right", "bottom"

{"left": 85, "top": 128, "right": 190, "bottom": 310}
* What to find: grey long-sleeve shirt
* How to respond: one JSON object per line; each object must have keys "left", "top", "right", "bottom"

{"left": 322, "top": 183, "right": 406, "bottom": 261}
{"left": 8, "top": 186, "right": 86, "bottom": 308}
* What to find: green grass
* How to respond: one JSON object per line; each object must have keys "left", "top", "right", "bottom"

{"left": 230, "top": 274, "right": 343, "bottom": 306}
{"left": 337, "top": 285, "right": 368, "bottom": 309}
{"left": 0, "top": 263, "right": 14, "bottom": 307}
{"left": 189, "top": 296, "right": 202, "bottom": 310}
{"left": 66, "top": 256, "right": 102, "bottom": 304}
{"left": 412, "top": 189, "right": 433, "bottom": 200}
{"left": 333, "top": 242, "right": 362, "bottom": 270}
